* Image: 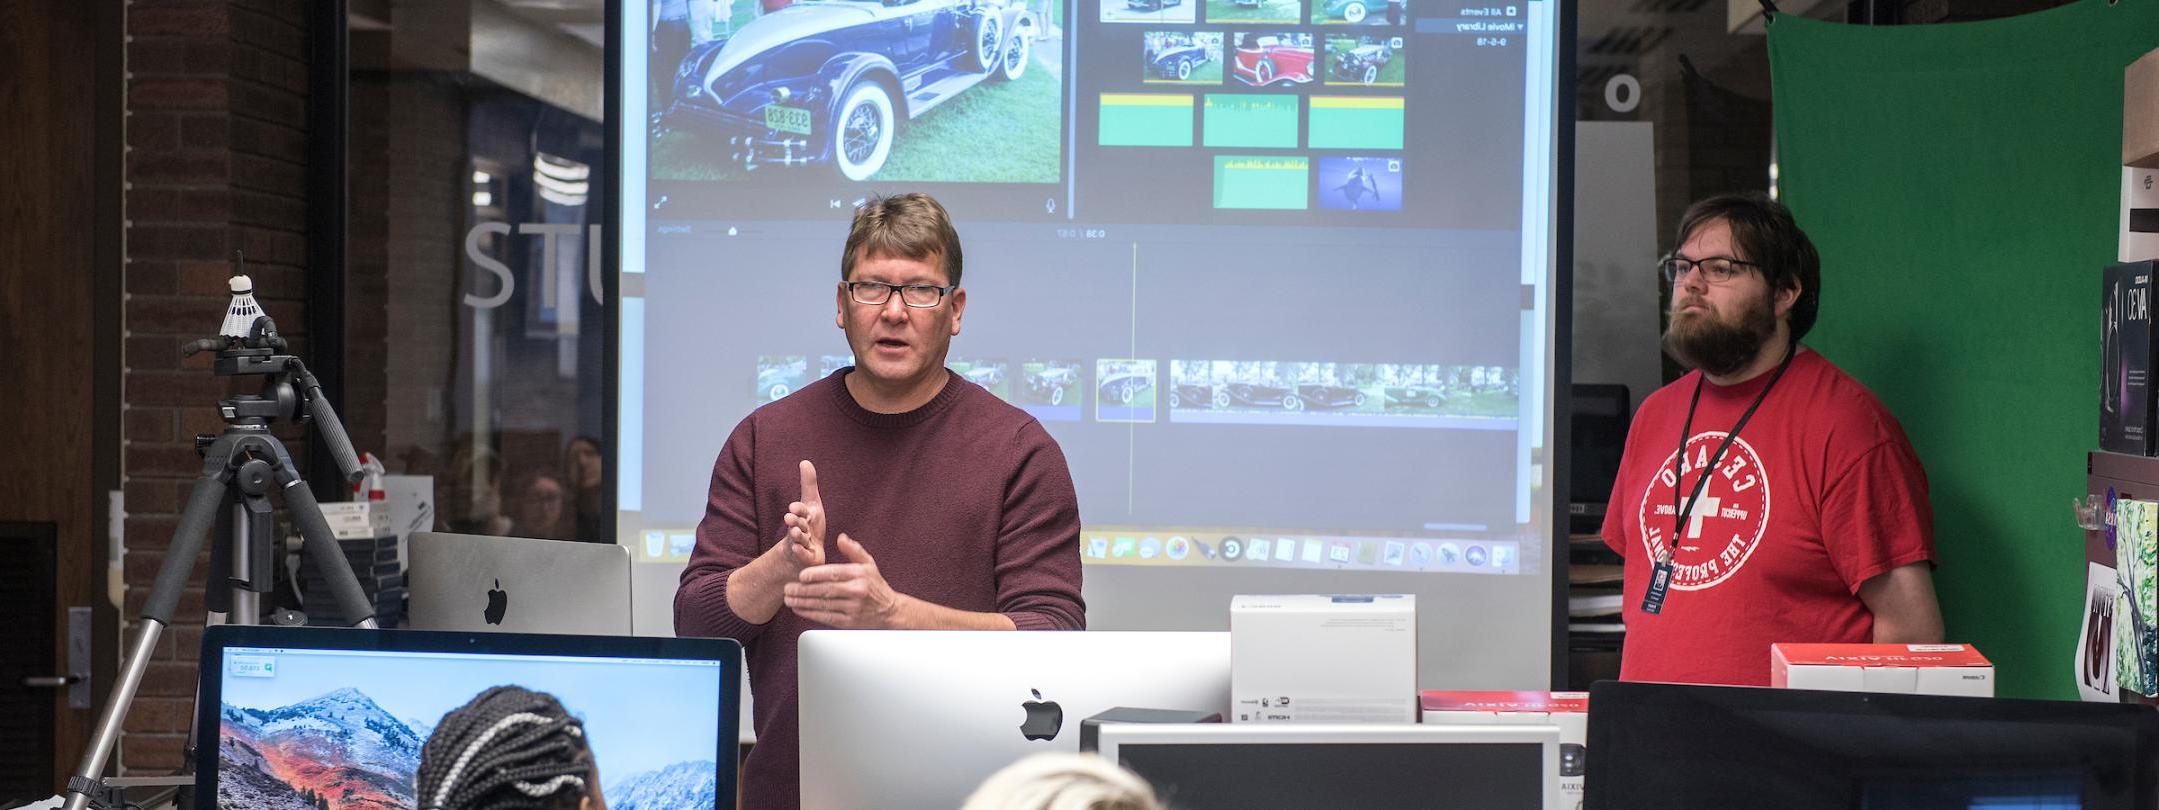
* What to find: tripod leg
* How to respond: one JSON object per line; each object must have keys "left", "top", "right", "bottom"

{"left": 62, "top": 472, "right": 229, "bottom": 810}
{"left": 277, "top": 468, "right": 378, "bottom": 628}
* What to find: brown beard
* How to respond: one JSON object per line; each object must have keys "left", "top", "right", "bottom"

{"left": 1663, "top": 292, "right": 1774, "bottom": 377}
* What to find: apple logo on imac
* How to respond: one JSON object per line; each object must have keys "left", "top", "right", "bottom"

{"left": 483, "top": 578, "right": 508, "bottom": 625}
{"left": 1020, "top": 689, "right": 1062, "bottom": 741}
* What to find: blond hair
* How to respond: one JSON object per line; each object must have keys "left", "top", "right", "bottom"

{"left": 960, "top": 753, "right": 1164, "bottom": 810}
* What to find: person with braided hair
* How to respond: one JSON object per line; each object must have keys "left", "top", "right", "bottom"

{"left": 416, "top": 685, "right": 609, "bottom": 810}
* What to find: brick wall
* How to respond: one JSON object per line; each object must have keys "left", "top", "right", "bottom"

{"left": 120, "top": 0, "right": 313, "bottom": 773}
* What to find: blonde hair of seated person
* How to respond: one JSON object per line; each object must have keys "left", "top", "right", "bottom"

{"left": 960, "top": 752, "right": 1165, "bottom": 810}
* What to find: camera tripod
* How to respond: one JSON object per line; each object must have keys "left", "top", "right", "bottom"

{"left": 61, "top": 308, "right": 380, "bottom": 810}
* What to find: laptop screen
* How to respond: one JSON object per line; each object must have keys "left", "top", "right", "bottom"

{"left": 201, "top": 627, "right": 737, "bottom": 810}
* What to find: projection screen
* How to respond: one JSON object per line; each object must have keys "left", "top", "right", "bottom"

{"left": 615, "top": 0, "right": 1569, "bottom": 688}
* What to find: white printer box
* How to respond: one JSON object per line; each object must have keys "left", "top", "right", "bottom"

{"left": 1771, "top": 643, "right": 1995, "bottom": 697}
{"left": 1231, "top": 594, "right": 1415, "bottom": 724}
{"left": 1421, "top": 691, "right": 1587, "bottom": 808}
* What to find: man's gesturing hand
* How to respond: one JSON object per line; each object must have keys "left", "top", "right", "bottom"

{"left": 780, "top": 460, "right": 827, "bottom": 572}
{"left": 783, "top": 534, "right": 905, "bottom": 629}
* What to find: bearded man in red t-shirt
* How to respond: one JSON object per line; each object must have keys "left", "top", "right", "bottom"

{"left": 1601, "top": 192, "right": 1943, "bottom": 687}
{"left": 675, "top": 192, "right": 1086, "bottom": 808}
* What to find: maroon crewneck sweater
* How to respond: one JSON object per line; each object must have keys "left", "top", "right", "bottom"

{"left": 674, "top": 368, "right": 1086, "bottom": 809}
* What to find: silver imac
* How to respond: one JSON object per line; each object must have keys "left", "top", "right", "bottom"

{"left": 797, "top": 629, "right": 1232, "bottom": 810}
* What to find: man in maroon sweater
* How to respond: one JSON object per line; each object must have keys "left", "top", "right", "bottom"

{"left": 674, "top": 192, "right": 1087, "bottom": 808}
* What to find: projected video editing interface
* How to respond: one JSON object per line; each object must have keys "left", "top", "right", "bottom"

{"left": 625, "top": 0, "right": 1552, "bottom": 576}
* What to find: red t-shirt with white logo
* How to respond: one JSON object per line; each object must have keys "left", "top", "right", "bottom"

{"left": 1600, "top": 346, "right": 1934, "bottom": 686}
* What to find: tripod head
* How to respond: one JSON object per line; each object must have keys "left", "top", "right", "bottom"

{"left": 180, "top": 267, "right": 366, "bottom": 484}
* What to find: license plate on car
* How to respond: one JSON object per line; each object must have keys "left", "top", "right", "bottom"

{"left": 764, "top": 105, "right": 812, "bottom": 136}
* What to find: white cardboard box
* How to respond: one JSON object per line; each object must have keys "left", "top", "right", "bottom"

{"left": 1420, "top": 691, "right": 1587, "bottom": 808}
{"left": 317, "top": 501, "right": 391, "bottom": 540}
{"left": 1230, "top": 594, "right": 1415, "bottom": 724}
{"left": 1771, "top": 643, "right": 1995, "bottom": 697}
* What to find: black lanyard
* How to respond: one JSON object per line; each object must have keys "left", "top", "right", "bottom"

{"left": 1641, "top": 339, "right": 1796, "bottom": 615}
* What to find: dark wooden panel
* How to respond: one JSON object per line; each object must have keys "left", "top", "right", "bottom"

{"left": 0, "top": 0, "right": 106, "bottom": 790}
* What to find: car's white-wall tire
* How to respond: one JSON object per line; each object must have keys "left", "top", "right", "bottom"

{"left": 832, "top": 79, "right": 895, "bottom": 181}
{"left": 1212, "top": 390, "right": 1229, "bottom": 408}
{"left": 967, "top": 13, "right": 1003, "bottom": 72}
{"left": 1176, "top": 57, "right": 1193, "bottom": 80}
{"left": 996, "top": 22, "right": 1032, "bottom": 80}
{"left": 1362, "top": 64, "right": 1378, "bottom": 84}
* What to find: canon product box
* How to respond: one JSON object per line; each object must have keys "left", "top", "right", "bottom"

{"left": 1420, "top": 691, "right": 1586, "bottom": 807}
{"left": 1230, "top": 594, "right": 1415, "bottom": 724}
{"left": 2104, "top": 261, "right": 2159, "bottom": 455}
{"left": 1770, "top": 643, "right": 1994, "bottom": 697}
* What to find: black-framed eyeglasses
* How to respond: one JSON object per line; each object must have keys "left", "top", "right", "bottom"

{"left": 1659, "top": 255, "right": 1761, "bottom": 286}
{"left": 844, "top": 281, "right": 957, "bottom": 308}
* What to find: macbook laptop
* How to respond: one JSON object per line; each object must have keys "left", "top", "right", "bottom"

{"left": 798, "top": 630, "right": 1232, "bottom": 810}
{"left": 407, "top": 531, "right": 632, "bottom": 634}
{"left": 197, "top": 625, "right": 741, "bottom": 809}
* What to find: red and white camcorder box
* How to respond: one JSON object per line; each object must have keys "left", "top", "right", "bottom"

{"left": 1419, "top": 691, "right": 1587, "bottom": 806}
{"left": 1770, "top": 643, "right": 1994, "bottom": 697}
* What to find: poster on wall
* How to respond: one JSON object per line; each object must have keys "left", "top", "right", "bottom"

{"left": 2116, "top": 498, "right": 2159, "bottom": 697}
{"left": 2078, "top": 561, "right": 2123, "bottom": 702}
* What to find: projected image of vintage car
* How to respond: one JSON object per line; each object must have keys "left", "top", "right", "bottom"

{"left": 952, "top": 358, "right": 1010, "bottom": 398}
{"left": 1102, "top": 0, "right": 1196, "bottom": 24}
{"left": 1295, "top": 383, "right": 1366, "bottom": 409}
{"left": 1384, "top": 384, "right": 1448, "bottom": 409}
{"left": 1020, "top": 363, "right": 1081, "bottom": 405}
{"left": 653, "top": 0, "right": 1047, "bottom": 181}
{"left": 1231, "top": 33, "right": 1315, "bottom": 87}
{"left": 1205, "top": 0, "right": 1300, "bottom": 24}
{"left": 1169, "top": 382, "right": 1224, "bottom": 409}
{"left": 1100, "top": 374, "right": 1151, "bottom": 404}
{"left": 1312, "top": 0, "right": 1403, "bottom": 24}
{"left": 1095, "top": 359, "right": 1159, "bottom": 422}
{"left": 1224, "top": 380, "right": 1301, "bottom": 410}
{"left": 1143, "top": 32, "right": 1222, "bottom": 84}
{"left": 1325, "top": 36, "right": 1401, "bottom": 86}
{"left": 755, "top": 355, "right": 810, "bottom": 403}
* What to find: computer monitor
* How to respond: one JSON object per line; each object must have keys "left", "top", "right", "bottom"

{"left": 1568, "top": 383, "right": 1630, "bottom": 535}
{"left": 407, "top": 531, "right": 633, "bottom": 634}
{"left": 197, "top": 625, "right": 740, "bottom": 810}
{"left": 797, "top": 630, "right": 1231, "bottom": 810}
{"left": 1096, "top": 722, "right": 1561, "bottom": 810}
{"left": 1586, "top": 681, "right": 2159, "bottom": 810}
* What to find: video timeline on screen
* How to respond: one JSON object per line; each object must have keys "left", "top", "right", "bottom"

{"left": 750, "top": 354, "right": 1519, "bottom": 428}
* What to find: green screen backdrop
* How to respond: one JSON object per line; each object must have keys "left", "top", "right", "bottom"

{"left": 1769, "top": 2, "right": 2159, "bottom": 698}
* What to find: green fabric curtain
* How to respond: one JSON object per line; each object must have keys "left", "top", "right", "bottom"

{"left": 1769, "top": 1, "right": 2159, "bottom": 698}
